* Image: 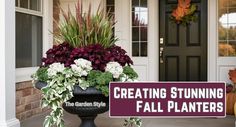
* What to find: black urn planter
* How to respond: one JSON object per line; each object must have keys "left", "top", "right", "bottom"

{"left": 35, "top": 82, "right": 109, "bottom": 127}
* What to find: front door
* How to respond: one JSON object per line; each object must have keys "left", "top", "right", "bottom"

{"left": 159, "top": 0, "right": 207, "bottom": 81}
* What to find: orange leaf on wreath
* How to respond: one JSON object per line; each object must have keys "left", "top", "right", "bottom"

{"left": 172, "top": 7, "right": 185, "bottom": 21}
{"left": 171, "top": 0, "right": 193, "bottom": 22}
{"left": 179, "top": 0, "right": 191, "bottom": 9}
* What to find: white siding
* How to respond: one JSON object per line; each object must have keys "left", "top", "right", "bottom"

{"left": 60, "top": 0, "right": 105, "bottom": 16}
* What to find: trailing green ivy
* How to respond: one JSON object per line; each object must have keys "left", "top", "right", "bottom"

{"left": 123, "top": 117, "right": 142, "bottom": 127}
{"left": 41, "top": 68, "right": 77, "bottom": 127}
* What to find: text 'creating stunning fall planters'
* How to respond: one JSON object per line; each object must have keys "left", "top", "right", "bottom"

{"left": 32, "top": 1, "right": 142, "bottom": 127}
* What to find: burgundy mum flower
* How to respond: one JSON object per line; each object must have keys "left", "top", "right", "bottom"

{"left": 42, "top": 43, "right": 133, "bottom": 71}
{"left": 42, "top": 42, "right": 73, "bottom": 67}
{"left": 107, "top": 45, "right": 133, "bottom": 66}
{"left": 70, "top": 44, "right": 107, "bottom": 70}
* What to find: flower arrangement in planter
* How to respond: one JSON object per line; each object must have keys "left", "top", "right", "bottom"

{"left": 32, "top": 2, "right": 141, "bottom": 127}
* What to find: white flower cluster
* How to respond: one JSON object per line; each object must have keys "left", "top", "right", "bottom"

{"left": 47, "top": 63, "right": 65, "bottom": 77}
{"left": 71, "top": 58, "right": 92, "bottom": 77}
{"left": 105, "top": 62, "right": 123, "bottom": 78}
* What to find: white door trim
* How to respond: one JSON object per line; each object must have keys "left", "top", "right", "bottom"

{"left": 148, "top": 0, "right": 159, "bottom": 81}
{"left": 207, "top": 0, "right": 217, "bottom": 81}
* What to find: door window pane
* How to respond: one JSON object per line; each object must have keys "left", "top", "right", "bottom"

{"left": 106, "top": 0, "right": 115, "bottom": 15}
{"left": 228, "top": 8, "right": 236, "bottom": 24}
{"left": 20, "top": 0, "right": 29, "bottom": 9}
{"left": 132, "top": 0, "right": 139, "bottom": 8}
{"left": 140, "top": 0, "right": 147, "bottom": 7}
{"left": 219, "top": 25, "right": 227, "bottom": 40}
{"left": 132, "top": 11, "right": 140, "bottom": 26}
{"left": 16, "top": 12, "right": 42, "bottom": 68}
{"left": 107, "top": 0, "right": 114, "bottom": 5}
{"left": 139, "top": 12, "right": 148, "bottom": 26}
{"left": 132, "top": 43, "right": 139, "bottom": 56}
{"left": 218, "top": 0, "right": 236, "bottom": 56}
{"left": 132, "top": 27, "right": 139, "bottom": 41}
{"left": 140, "top": 27, "right": 147, "bottom": 41}
{"left": 107, "top": 5, "right": 114, "bottom": 13}
{"left": 228, "top": 26, "right": 236, "bottom": 40}
{"left": 219, "top": 41, "right": 236, "bottom": 56}
{"left": 140, "top": 42, "right": 147, "bottom": 56}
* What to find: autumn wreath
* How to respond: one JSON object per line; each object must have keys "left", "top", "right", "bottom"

{"left": 171, "top": 0, "right": 197, "bottom": 25}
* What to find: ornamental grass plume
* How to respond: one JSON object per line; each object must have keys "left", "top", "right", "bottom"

{"left": 54, "top": 1, "right": 117, "bottom": 48}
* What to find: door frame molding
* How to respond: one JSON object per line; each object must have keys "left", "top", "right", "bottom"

{"left": 207, "top": 0, "right": 218, "bottom": 81}
{"left": 155, "top": 0, "right": 217, "bottom": 81}
{"left": 148, "top": 0, "right": 159, "bottom": 81}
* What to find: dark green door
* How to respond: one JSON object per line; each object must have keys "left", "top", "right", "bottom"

{"left": 159, "top": 0, "right": 207, "bottom": 81}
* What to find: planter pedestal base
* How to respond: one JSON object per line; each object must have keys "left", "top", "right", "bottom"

{"left": 62, "top": 87, "right": 109, "bottom": 127}
{"left": 79, "top": 115, "right": 97, "bottom": 127}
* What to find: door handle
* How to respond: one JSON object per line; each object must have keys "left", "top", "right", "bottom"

{"left": 160, "top": 47, "right": 164, "bottom": 64}
{"left": 160, "top": 38, "right": 164, "bottom": 44}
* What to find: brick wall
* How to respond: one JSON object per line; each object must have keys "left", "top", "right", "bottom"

{"left": 16, "top": 81, "right": 49, "bottom": 121}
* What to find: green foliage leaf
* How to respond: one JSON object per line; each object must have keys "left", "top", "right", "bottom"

{"left": 189, "top": 4, "right": 197, "bottom": 14}
{"left": 35, "top": 67, "right": 49, "bottom": 82}
{"left": 79, "top": 79, "right": 90, "bottom": 90}
{"left": 123, "top": 117, "right": 142, "bottom": 127}
{"left": 43, "top": 116, "right": 53, "bottom": 127}
{"left": 42, "top": 87, "right": 50, "bottom": 93}
{"left": 96, "top": 85, "right": 109, "bottom": 97}
{"left": 87, "top": 70, "right": 102, "bottom": 86}
{"left": 96, "top": 72, "right": 113, "bottom": 85}
{"left": 123, "top": 66, "right": 138, "bottom": 79}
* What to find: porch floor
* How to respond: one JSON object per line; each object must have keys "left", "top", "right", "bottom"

{"left": 21, "top": 111, "right": 235, "bottom": 127}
